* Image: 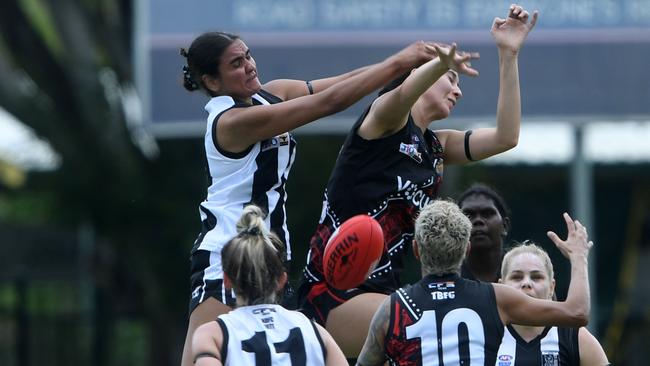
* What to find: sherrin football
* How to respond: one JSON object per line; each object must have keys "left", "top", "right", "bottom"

{"left": 323, "top": 215, "right": 384, "bottom": 290}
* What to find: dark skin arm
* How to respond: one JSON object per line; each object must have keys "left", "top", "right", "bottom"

{"left": 217, "top": 41, "right": 438, "bottom": 153}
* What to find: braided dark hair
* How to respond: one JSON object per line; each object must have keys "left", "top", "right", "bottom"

{"left": 180, "top": 31, "right": 239, "bottom": 96}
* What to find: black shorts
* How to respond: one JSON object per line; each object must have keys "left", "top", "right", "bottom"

{"left": 188, "top": 249, "right": 296, "bottom": 315}
{"left": 296, "top": 281, "right": 367, "bottom": 326}
{"left": 188, "top": 250, "right": 237, "bottom": 314}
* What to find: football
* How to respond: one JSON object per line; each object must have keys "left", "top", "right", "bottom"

{"left": 323, "top": 215, "right": 384, "bottom": 290}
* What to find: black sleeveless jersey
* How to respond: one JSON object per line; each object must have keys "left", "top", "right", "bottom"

{"left": 301, "top": 109, "right": 444, "bottom": 293}
{"left": 384, "top": 274, "right": 504, "bottom": 365}
{"left": 496, "top": 325, "right": 580, "bottom": 365}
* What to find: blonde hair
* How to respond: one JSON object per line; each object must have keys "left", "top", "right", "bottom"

{"left": 221, "top": 205, "right": 287, "bottom": 306}
{"left": 415, "top": 199, "right": 472, "bottom": 275}
{"left": 501, "top": 241, "right": 554, "bottom": 280}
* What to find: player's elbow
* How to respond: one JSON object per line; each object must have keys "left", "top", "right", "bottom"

{"left": 568, "top": 308, "right": 590, "bottom": 327}
{"left": 498, "top": 135, "right": 518, "bottom": 151}
{"left": 573, "top": 315, "right": 589, "bottom": 328}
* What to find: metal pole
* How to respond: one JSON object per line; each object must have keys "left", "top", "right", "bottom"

{"left": 570, "top": 124, "right": 597, "bottom": 335}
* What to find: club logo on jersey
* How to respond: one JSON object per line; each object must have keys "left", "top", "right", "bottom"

{"left": 497, "top": 354, "right": 513, "bottom": 366}
{"left": 541, "top": 352, "right": 560, "bottom": 366}
{"left": 410, "top": 134, "right": 420, "bottom": 144}
{"left": 252, "top": 307, "right": 277, "bottom": 316}
{"left": 428, "top": 281, "right": 455, "bottom": 300}
{"left": 191, "top": 286, "right": 201, "bottom": 299}
{"left": 261, "top": 132, "right": 290, "bottom": 151}
{"left": 399, "top": 142, "right": 422, "bottom": 163}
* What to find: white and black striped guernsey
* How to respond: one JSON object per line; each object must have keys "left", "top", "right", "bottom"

{"left": 192, "top": 90, "right": 297, "bottom": 276}
{"left": 495, "top": 325, "right": 580, "bottom": 366}
{"left": 217, "top": 304, "right": 327, "bottom": 366}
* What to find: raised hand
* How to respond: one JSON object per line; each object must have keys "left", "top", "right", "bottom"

{"left": 393, "top": 40, "right": 440, "bottom": 70}
{"left": 433, "top": 43, "right": 480, "bottom": 77}
{"left": 491, "top": 4, "right": 539, "bottom": 54}
{"left": 547, "top": 212, "right": 593, "bottom": 260}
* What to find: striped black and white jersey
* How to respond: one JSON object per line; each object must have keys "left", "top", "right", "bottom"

{"left": 192, "top": 90, "right": 296, "bottom": 274}
{"left": 495, "top": 325, "right": 580, "bottom": 366}
{"left": 385, "top": 274, "right": 504, "bottom": 365}
{"left": 217, "top": 304, "right": 327, "bottom": 366}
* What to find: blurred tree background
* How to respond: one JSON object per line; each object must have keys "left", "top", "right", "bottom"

{"left": 0, "top": 1, "right": 204, "bottom": 364}
{"left": 1, "top": 1, "right": 649, "bottom": 366}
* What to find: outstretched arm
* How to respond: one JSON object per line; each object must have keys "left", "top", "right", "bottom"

{"left": 358, "top": 44, "right": 479, "bottom": 139}
{"left": 262, "top": 41, "right": 440, "bottom": 101}
{"left": 495, "top": 212, "right": 592, "bottom": 327}
{"left": 356, "top": 297, "right": 391, "bottom": 366}
{"left": 439, "top": 4, "right": 538, "bottom": 164}
{"left": 218, "top": 41, "right": 438, "bottom": 153}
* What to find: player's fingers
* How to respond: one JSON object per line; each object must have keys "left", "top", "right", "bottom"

{"left": 519, "top": 10, "right": 529, "bottom": 21}
{"left": 529, "top": 11, "right": 539, "bottom": 29}
{"left": 433, "top": 44, "right": 444, "bottom": 57}
{"left": 547, "top": 231, "right": 562, "bottom": 246}
{"left": 432, "top": 42, "right": 451, "bottom": 49}
{"left": 574, "top": 220, "right": 582, "bottom": 230}
{"left": 424, "top": 44, "right": 437, "bottom": 54}
{"left": 492, "top": 17, "right": 506, "bottom": 28}
{"left": 461, "top": 65, "right": 479, "bottom": 77}
{"left": 457, "top": 53, "right": 472, "bottom": 63}
{"left": 562, "top": 212, "right": 575, "bottom": 233}
{"left": 509, "top": 4, "right": 520, "bottom": 18}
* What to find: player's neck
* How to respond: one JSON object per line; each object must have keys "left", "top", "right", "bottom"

{"left": 511, "top": 324, "right": 545, "bottom": 342}
{"left": 465, "top": 246, "right": 502, "bottom": 282}
{"left": 410, "top": 107, "right": 440, "bottom": 133}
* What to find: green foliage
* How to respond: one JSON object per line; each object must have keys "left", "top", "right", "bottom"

{"left": 19, "top": 0, "right": 63, "bottom": 58}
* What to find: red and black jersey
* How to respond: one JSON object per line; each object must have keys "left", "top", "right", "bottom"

{"left": 385, "top": 274, "right": 504, "bottom": 365}
{"left": 300, "top": 109, "right": 444, "bottom": 296}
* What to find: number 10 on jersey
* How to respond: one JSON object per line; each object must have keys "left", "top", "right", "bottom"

{"left": 406, "top": 308, "right": 486, "bottom": 365}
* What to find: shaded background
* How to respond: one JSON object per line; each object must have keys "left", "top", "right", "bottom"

{"left": 1, "top": 0, "right": 649, "bottom": 365}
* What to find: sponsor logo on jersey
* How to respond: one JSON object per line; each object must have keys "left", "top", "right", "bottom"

{"left": 252, "top": 307, "right": 278, "bottom": 316}
{"left": 399, "top": 142, "right": 422, "bottom": 163}
{"left": 541, "top": 352, "right": 560, "bottom": 366}
{"left": 431, "top": 291, "right": 455, "bottom": 300}
{"left": 396, "top": 176, "right": 434, "bottom": 209}
{"left": 261, "top": 316, "right": 275, "bottom": 329}
{"left": 497, "top": 354, "right": 513, "bottom": 366}
{"left": 261, "top": 132, "right": 290, "bottom": 151}
{"left": 428, "top": 281, "right": 456, "bottom": 300}
{"left": 428, "top": 281, "right": 455, "bottom": 290}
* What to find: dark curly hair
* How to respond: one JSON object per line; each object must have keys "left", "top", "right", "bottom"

{"left": 180, "top": 31, "right": 239, "bottom": 96}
